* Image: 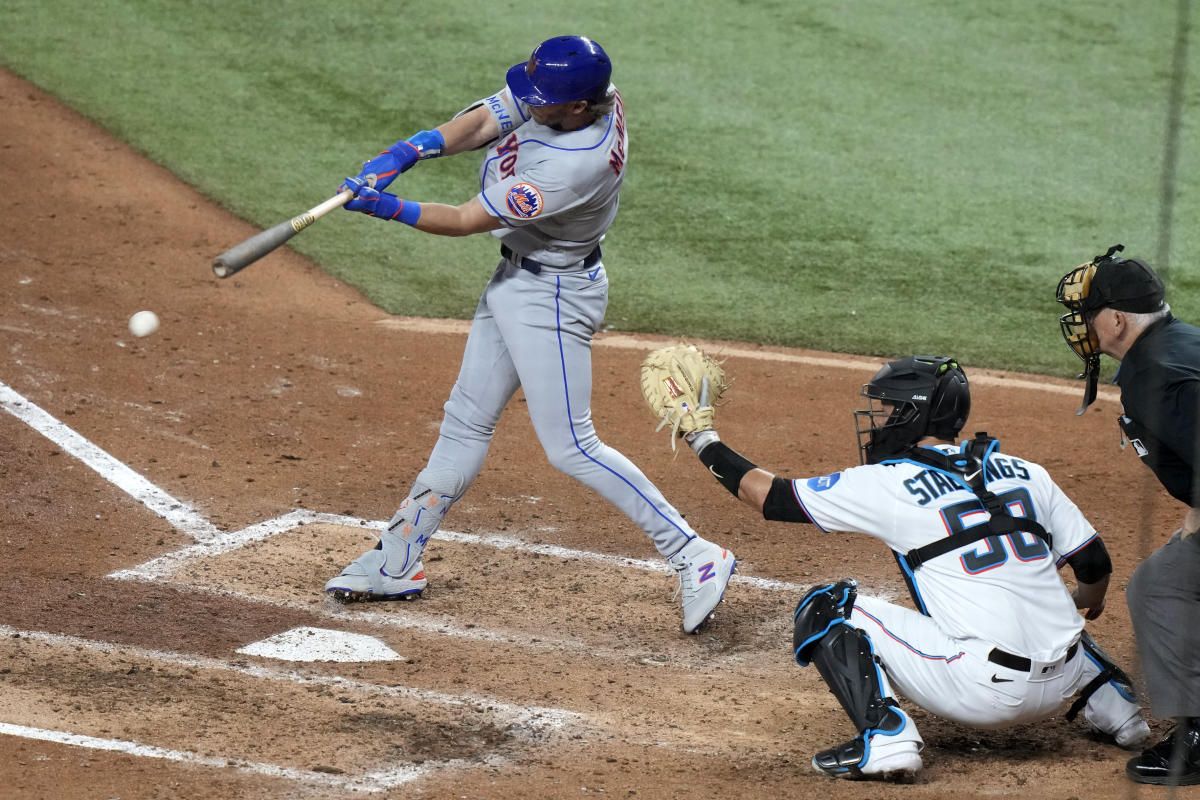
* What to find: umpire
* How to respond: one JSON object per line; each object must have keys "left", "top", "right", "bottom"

{"left": 1057, "top": 244, "right": 1200, "bottom": 785}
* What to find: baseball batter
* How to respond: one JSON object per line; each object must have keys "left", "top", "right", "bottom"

{"left": 324, "top": 36, "right": 735, "bottom": 633}
{"left": 682, "top": 355, "right": 1149, "bottom": 779}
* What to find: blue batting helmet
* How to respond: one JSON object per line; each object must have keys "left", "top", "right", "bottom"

{"left": 506, "top": 36, "right": 612, "bottom": 106}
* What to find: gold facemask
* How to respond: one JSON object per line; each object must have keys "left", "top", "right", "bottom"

{"left": 1056, "top": 261, "right": 1100, "bottom": 361}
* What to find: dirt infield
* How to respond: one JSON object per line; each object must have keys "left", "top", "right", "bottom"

{"left": 0, "top": 68, "right": 1192, "bottom": 799}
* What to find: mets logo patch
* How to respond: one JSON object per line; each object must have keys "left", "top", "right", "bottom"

{"left": 506, "top": 183, "right": 543, "bottom": 218}
{"left": 806, "top": 473, "right": 841, "bottom": 492}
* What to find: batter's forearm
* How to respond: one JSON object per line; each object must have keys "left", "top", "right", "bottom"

{"left": 436, "top": 104, "right": 500, "bottom": 155}
{"left": 412, "top": 198, "right": 505, "bottom": 237}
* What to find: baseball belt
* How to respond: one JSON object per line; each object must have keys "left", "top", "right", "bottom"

{"left": 500, "top": 244, "right": 602, "bottom": 275}
{"left": 988, "top": 640, "right": 1078, "bottom": 673}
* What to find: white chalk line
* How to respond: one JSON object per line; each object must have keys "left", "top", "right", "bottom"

{"left": 160, "top": 579, "right": 610, "bottom": 656}
{"left": 108, "top": 509, "right": 352, "bottom": 580}
{"left": 0, "top": 721, "right": 427, "bottom": 793}
{"left": 108, "top": 511, "right": 819, "bottom": 667}
{"left": 0, "top": 624, "right": 582, "bottom": 791}
{"left": 110, "top": 508, "right": 807, "bottom": 593}
{"left": 374, "top": 317, "right": 1121, "bottom": 402}
{"left": 0, "top": 367, "right": 847, "bottom": 787}
{"left": 0, "top": 624, "right": 580, "bottom": 731}
{"left": 1, "top": 374, "right": 807, "bottom": 659}
{"left": 0, "top": 380, "right": 221, "bottom": 541}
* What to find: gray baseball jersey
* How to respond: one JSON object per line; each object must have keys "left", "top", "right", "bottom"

{"left": 409, "top": 84, "right": 699, "bottom": 560}
{"left": 476, "top": 84, "right": 625, "bottom": 265}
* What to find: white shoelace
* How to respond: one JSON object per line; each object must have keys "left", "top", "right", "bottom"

{"left": 672, "top": 559, "right": 698, "bottom": 603}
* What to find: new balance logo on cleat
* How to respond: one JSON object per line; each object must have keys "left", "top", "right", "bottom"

{"left": 669, "top": 537, "right": 736, "bottom": 634}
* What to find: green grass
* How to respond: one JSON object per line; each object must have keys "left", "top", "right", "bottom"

{"left": 3, "top": 0, "right": 1197, "bottom": 376}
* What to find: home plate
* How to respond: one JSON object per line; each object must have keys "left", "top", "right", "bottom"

{"left": 236, "top": 627, "right": 403, "bottom": 662}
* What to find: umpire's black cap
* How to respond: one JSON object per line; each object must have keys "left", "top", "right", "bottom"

{"left": 1084, "top": 256, "right": 1166, "bottom": 314}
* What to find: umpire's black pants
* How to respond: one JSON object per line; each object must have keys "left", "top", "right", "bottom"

{"left": 1127, "top": 530, "right": 1200, "bottom": 717}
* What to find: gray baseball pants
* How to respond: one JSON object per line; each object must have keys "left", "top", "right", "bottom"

{"left": 1126, "top": 530, "right": 1200, "bottom": 717}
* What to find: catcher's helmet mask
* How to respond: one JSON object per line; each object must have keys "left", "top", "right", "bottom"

{"left": 506, "top": 35, "right": 612, "bottom": 107}
{"left": 855, "top": 356, "right": 971, "bottom": 464}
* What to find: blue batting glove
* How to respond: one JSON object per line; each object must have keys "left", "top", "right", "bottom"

{"left": 338, "top": 174, "right": 371, "bottom": 197}
{"left": 344, "top": 184, "right": 389, "bottom": 214}
{"left": 354, "top": 130, "right": 445, "bottom": 192}
{"left": 343, "top": 185, "right": 420, "bottom": 225}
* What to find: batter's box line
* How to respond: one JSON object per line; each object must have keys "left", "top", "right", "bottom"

{"left": 0, "top": 623, "right": 584, "bottom": 791}
{"left": 109, "top": 508, "right": 809, "bottom": 595}
{"left": 0, "top": 380, "right": 220, "bottom": 541}
{"left": 0, "top": 721, "right": 437, "bottom": 794}
{"left": 0, "top": 379, "right": 803, "bottom": 593}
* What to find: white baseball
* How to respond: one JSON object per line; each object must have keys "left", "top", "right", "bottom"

{"left": 128, "top": 310, "right": 160, "bottom": 337}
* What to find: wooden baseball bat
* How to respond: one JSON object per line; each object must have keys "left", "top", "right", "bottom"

{"left": 211, "top": 175, "right": 376, "bottom": 278}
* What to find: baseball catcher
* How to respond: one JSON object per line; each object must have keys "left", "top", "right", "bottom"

{"left": 667, "top": 353, "right": 1150, "bottom": 780}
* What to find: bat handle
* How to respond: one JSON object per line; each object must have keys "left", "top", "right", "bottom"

{"left": 269, "top": 172, "right": 378, "bottom": 234}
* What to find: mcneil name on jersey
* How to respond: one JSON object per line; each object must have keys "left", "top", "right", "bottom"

{"left": 903, "top": 456, "right": 1031, "bottom": 506}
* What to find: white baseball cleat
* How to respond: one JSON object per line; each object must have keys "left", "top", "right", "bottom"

{"left": 669, "top": 536, "right": 736, "bottom": 634}
{"left": 812, "top": 708, "right": 924, "bottom": 780}
{"left": 325, "top": 542, "right": 427, "bottom": 602}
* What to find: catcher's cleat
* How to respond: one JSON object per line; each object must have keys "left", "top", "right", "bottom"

{"left": 812, "top": 709, "right": 923, "bottom": 780}
{"left": 669, "top": 536, "right": 736, "bottom": 634}
{"left": 324, "top": 545, "right": 427, "bottom": 602}
{"left": 1090, "top": 715, "right": 1153, "bottom": 750}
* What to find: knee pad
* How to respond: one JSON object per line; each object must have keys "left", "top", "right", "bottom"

{"left": 793, "top": 579, "right": 858, "bottom": 666}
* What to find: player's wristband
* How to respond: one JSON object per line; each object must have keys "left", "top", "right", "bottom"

{"left": 407, "top": 129, "right": 445, "bottom": 159}
{"left": 697, "top": 440, "right": 757, "bottom": 497}
{"left": 395, "top": 199, "right": 422, "bottom": 226}
{"left": 373, "top": 193, "right": 422, "bottom": 226}
{"left": 685, "top": 429, "right": 720, "bottom": 454}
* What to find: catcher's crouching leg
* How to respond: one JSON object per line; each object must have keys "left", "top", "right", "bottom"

{"left": 324, "top": 467, "right": 463, "bottom": 602}
{"left": 794, "top": 581, "right": 923, "bottom": 780}
{"left": 1066, "top": 630, "right": 1151, "bottom": 749}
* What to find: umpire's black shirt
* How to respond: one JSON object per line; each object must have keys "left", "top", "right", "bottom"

{"left": 1116, "top": 313, "right": 1200, "bottom": 505}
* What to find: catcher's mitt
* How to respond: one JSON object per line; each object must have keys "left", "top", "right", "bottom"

{"left": 640, "top": 343, "right": 729, "bottom": 449}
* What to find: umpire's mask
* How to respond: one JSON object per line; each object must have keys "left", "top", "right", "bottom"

{"left": 1056, "top": 244, "right": 1165, "bottom": 414}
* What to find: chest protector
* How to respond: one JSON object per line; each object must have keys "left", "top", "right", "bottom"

{"left": 900, "top": 433, "right": 1053, "bottom": 571}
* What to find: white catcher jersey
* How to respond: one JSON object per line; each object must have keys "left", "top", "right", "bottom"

{"left": 475, "top": 85, "right": 626, "bottom": 266}
{"left": 792, "top": 444, "right": 1098, "bottom": 660}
